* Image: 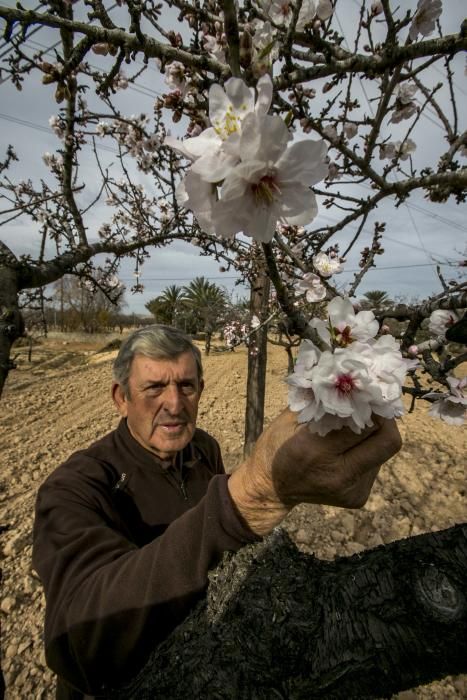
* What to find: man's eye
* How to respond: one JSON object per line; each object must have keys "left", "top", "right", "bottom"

{"left": 146, "top": 386, "right": 164, "bottom": 396}
{"left": 180, "top": 383, "right": 196, "bottom": 395}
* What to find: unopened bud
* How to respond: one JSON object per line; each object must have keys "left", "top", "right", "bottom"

{"left": 42, "top": 73, "right": 57, "bottom": 85}
{"left": 92, "top": 43, "right": 110, "bottom": 56}
{"left": 54, "top": 85, "right": 66, "bottom": 103}
{"left": 371, "top": 1, "right": 383, "bottom": 15}
{"left": 40, "top": 62, "right": 56, "bottom": 74}
{"left": 239, "top": 30, "right": 253, "bottom": 69}
{"left": 407, "top": 345, "right": 419, "bottom": 356}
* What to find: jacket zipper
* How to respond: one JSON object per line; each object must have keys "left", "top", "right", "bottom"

{"left": 162, "top": 468, "right": 188, "bottom": 501}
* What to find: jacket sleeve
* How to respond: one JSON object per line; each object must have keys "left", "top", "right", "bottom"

{"left": 32, "top": 463, "right": 258, "bottom": 695}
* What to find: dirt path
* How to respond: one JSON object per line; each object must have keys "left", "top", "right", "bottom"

{"left": 0, "top": 337, "right": 465, "bottom": 698}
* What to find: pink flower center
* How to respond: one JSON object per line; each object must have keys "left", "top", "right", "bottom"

{"left": 335, "top": 373, "right": 356, "bottom": 395}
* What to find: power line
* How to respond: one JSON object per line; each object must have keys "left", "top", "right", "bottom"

{"left": 354, "top": 182, "right": 466, "bottom": 234}
{"left": 118, "top": 261, "right": 459, "bottom": 283}
{"left": 0, "top": 111, "right": 119, "bottom": 155}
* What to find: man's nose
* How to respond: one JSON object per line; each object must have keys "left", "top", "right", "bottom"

{"left": 163, "top": 384, "right": 184, "bottom": 413}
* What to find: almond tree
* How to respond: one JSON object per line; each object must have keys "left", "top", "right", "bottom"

{"left": 0, "top": 2, "right": 464, "bottom": 437}
{"left": 0, "top": 1, "right": 466, "bottom": 694}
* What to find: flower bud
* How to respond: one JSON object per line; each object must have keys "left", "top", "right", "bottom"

{"left": 239, "top": 30, "right": 253, "bottom": 69}
{"left": 408, "top": 345, "right": 419, "bottom": 356}
{"left": 92, "top": 43, "right": 110, "bottom": 56}
{"left": 42, "top": 73, "right": 57, "bottom": 85}
{"left": 371, "top": 1, "right": 383, "bottom": 15}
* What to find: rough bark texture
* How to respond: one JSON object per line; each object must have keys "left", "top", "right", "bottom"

{"left": 244, "top": 271, "right": 270, "bottom": 456}
{"left": 113, "top": 524, "right": 467, "bottom": 699}
{"left": 0, "top": 265, "right": 23, "bottom": 398}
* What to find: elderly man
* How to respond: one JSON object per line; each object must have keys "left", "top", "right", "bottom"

{"left": 32, "top": 325, "right": 401, "bottom": 699}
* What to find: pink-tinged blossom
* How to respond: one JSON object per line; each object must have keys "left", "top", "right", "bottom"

{"left": 349, "top": 337, "right": 417, "bottom": 404}
{"left": 310, "top": 296, "right": 379, "bottom": 348}
{"left": 428, "top": 309, "right": 460, "bottom": 336}
{"left": 203, "top": 34, "right": 226, "bottom": 63}
{"left": 295, "top": 272, "right": 326, "bottom": 302}
{"left": 379, "top": 139, "right": 416, "bottom": 160}
{"left": 424, "top": 376, "right": 466, "bottom": 426}
{"left": 164, "top": 61, "right": 187, "bottom": 91}
{"left": 287, "top": 312, "right": 414, "bottom": 436}
{"left": 390, "top": 101, "right": 417, "bottom": 124}
{"left": 323, "top": 124, "right": 338, "bottom": 142}
{"left": 343, "top": 122, "right": 358, "bottom": 140}
{"left": 409, "top": 0, "right": 443, "bottom": 41}
{"left": 288, "top": 347, "right": 388, "bottom": 435}
{"left": 327, "top": 162, "right": 342, "bottom": 181}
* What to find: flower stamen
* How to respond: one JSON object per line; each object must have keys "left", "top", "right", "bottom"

{"left": 251, "top": 174, "right": 281, "bottom": 206}
{"left": 335, "top": 373, "right": 356, "bottom": 396}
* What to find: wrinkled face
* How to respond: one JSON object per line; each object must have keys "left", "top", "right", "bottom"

{"left": 112, "top": 352, "right": 204, "bottom": 462}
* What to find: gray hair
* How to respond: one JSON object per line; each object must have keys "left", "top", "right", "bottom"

{"left": 113, "top": 325, "right": 203, "bottom": 397}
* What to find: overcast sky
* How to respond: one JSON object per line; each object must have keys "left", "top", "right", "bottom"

{"left": 0, "top": 1, "right": 466, "bottom": 314}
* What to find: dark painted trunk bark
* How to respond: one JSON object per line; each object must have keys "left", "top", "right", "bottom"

{"left": 113, "top": 524, "right": 467, "bottom": 699}
{"left": 0, "top": 264, "right": 23, "bottom": 397}
{"left": 244, "top": 271, "right": 270, "bottom": 457}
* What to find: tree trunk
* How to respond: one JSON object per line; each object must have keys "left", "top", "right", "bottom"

{"left": 244, "top": 271, "right": 270, "bottom": 456}
{"left": 0, "top": 265, "right": 23, "bottom": 397}
{"left": 113, "top": 524, "right": 467, "bottom": 699}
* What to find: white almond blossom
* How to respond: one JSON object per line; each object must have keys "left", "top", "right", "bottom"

{"left": 287, "top": 298, "right": 415, "bottom": 436}
{"left": 398, "top": 83, "right": 418, "bottom": 104}
{"left": 424, "top": 376, "right": 466, "bottom": 426}
{"left": 428, "top": 309, "right": 460, "bottom": 336}
{"left": 310, "top": 296, "right": 379, "bottom": 348}
{"left": 288, "top": 344, "right": 399, "bottom": 436}
{"left": 295, "top": 272, "right": 326, "bottom": 302}
{"left": 409, "top": 0, "right": 443, "bottom": 41}
{"left": 259, "top": 0, "right": 332, "bottom": 31}
{"left": 165, "top": 74, "right": 273, "bottom": 182}
{"left": 204, "top": 112, "right": 328, "bottom": 241}
{"left": 251, "top": 20, "right": 280, "bottom": 74}
{"left": 313, "top": 252, "right": 343, "bottom": 278}
{"left": 166, "top": 74, "right": 327, "bottom": 242}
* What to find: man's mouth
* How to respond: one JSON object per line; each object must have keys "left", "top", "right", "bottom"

{"left": 158, "top": 422, "right": 185, "bottom": 433}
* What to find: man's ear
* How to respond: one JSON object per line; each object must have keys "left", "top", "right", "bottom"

{"left": 112, "top": 382, "right": 128, "bottom": 417}
{"left": 199, "top": 378, "right": 205, "bottom": 397}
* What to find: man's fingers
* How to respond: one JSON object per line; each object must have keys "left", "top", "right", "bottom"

{"left": 344, "top": 418, "right": 402, "bottom": 479}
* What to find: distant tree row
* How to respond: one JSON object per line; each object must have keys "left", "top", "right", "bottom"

{"left": 145, "top": 276, "right": 248, "bottom": 354}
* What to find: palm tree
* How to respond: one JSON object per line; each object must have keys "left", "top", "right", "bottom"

{"left": 359, "top": 290, "right": 392, "bottom": 311}
{"left": 145, "top": 285, "right": 186, "bottom": 326}
{"left": 183, "top": 277, "right": 229, "bottom": 354}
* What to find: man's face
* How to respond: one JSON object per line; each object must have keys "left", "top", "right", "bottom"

{"left": 112, "top": 351, "right": 204, "bottom": 462}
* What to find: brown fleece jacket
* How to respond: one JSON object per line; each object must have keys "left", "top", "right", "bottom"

{"left": 32, "top": 419, "right": 259, "bottom": 699}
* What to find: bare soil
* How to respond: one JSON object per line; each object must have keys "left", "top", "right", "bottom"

{"left": 0, "top": 333, "right": 465, "bottom": 699}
